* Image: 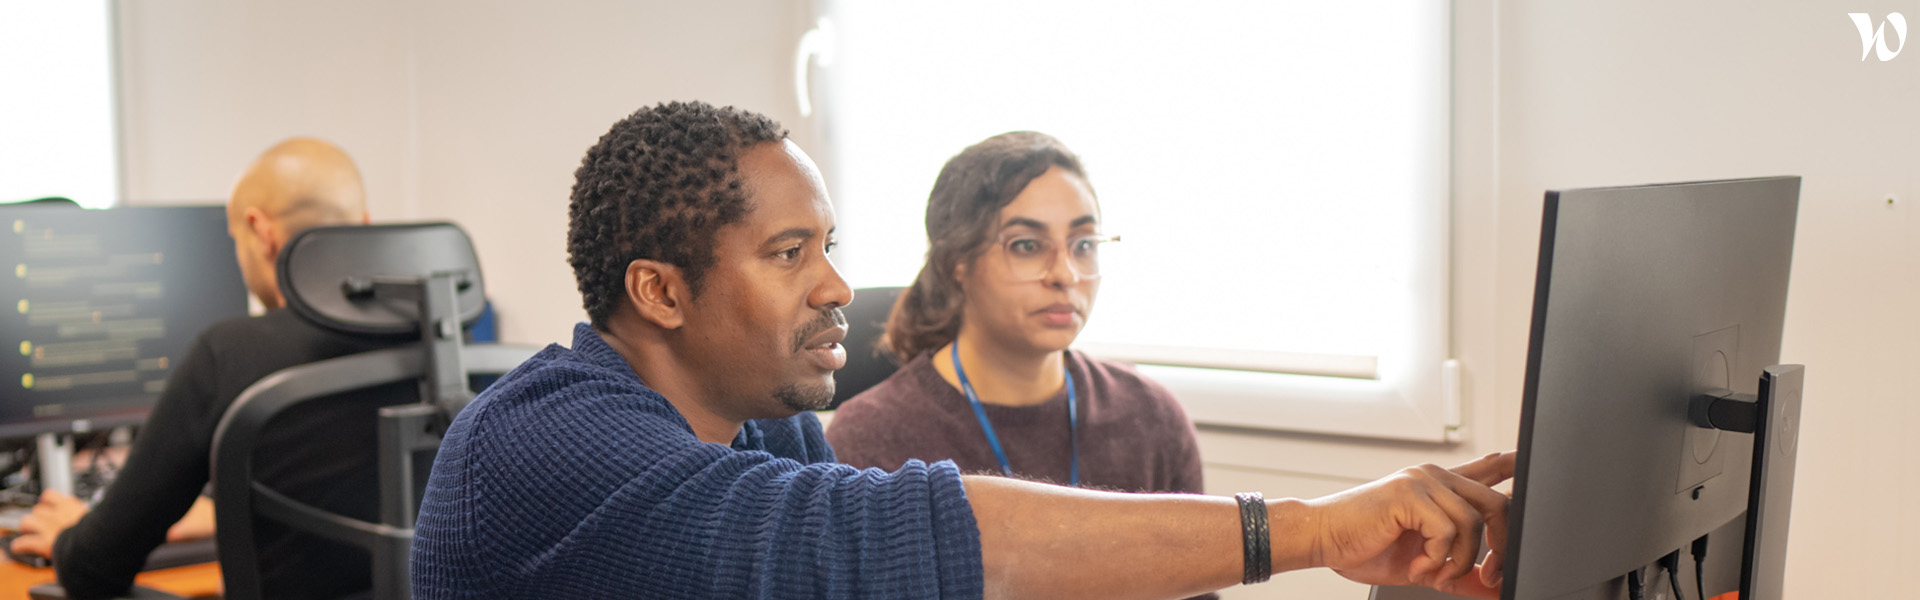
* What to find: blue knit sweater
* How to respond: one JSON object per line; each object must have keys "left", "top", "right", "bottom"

{"left": 411, "top": 324, "right": 984, "bottom": 599}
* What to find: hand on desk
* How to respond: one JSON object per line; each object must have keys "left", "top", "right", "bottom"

{"left": 8, "top": 492, "right": 216, "bottom": 559}
{"left": 1313, "top": 451, "right": 1516, "bottom": 600}
{"left": 8, "top": 489, "right": 86, "bottom": 558}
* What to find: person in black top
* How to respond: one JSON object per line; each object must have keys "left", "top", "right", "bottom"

{"left": 9, "top": 138, "right": 396, "bottom": 600}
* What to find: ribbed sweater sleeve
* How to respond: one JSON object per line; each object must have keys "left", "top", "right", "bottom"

{"left": 411, "top": 326, "right": 982, "bottom": 599}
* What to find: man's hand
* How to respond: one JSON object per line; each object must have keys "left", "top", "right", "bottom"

{"left": 1303, "top": 451, "right": 1517, "bottom": 599}
{"left": 9, "top": 489, "right": 90, "bottom": 558}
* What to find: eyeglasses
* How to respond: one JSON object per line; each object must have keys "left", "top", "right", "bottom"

{"left": 995, "top": 232, "right": 1120, "bottom": 281}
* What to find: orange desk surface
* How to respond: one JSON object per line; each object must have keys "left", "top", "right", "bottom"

{"left": 1, "top": 559, "right": 221, "bottom": 599}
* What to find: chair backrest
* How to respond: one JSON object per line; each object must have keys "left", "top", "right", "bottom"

{"left": 830, "top": 286, "right": 905, "bottom": 408}
{"left": 211, "top": 223, "right": 538, "bottom": 600}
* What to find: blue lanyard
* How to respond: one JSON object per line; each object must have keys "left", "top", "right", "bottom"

{"left": 950, "top": 339, "right": 1079, "bottom": 486}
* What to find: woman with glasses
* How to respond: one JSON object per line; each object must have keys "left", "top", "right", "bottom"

{"left": 827, "top": 131, "right": 1205, "bottom": 508}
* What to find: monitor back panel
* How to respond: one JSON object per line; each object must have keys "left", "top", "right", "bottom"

{"left": 1506, "top": 177, "right": 1798, "bottom": 600}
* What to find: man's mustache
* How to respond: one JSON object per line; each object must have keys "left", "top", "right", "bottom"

{"left": 792, "top": 307, "right": 848, "bottom": 352}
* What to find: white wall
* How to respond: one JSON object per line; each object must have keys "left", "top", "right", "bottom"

{"left": 117, "top": 1, "right": 412, "bottom": 209}
{"left": 117, "top": 0, "right": 819, "bottom": 346}
{"left": 114, "top": 1, "right": 1914, "bottom": 599}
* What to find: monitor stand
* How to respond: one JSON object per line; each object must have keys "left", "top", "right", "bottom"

{"left": 1690, "top": 364, "right": 1804, "bottom": 600}
{"left": 1738, "top": 365, "right": 1802, "bottom": 600}
{"left": 36, "top": 433, "right": 74, "bottom": 496}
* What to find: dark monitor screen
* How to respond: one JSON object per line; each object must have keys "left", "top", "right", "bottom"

{"left": 0, "top": 205, "right": 247, "bottom": 439}
{"left": 1502, "top": 176, "right": 1798, "bottom": 600}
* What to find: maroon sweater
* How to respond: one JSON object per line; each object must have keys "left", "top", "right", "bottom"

{"left": 827, "top": 350, "right": 1205, "bottom": 495}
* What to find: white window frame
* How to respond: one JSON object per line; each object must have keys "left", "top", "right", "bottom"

{"left": 801, "top": 1, "right": 1459, "bottom": 443}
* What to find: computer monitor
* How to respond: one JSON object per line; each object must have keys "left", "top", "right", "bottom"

{"left": 0, "top": 205, "right": 247, "bottom": 439}
{"left": 1503, "top": 176, "right": 1800, "bottom": 600}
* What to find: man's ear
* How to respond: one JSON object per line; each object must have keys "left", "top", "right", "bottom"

{"left": 625, "top": 259, "right": 687, "bottom": 330}
{"left": 243, "top": 207, "right": 281, "bottom": 263}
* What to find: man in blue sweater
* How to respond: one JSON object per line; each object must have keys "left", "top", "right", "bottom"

{"left": 411, "top": 101, "right": 1516, "bottom": 599}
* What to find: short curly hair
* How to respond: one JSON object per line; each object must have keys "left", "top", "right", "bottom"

{"left": 567, "top": 101, "right": 788, "bottom": 330}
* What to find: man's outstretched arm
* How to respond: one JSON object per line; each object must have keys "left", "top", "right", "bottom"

{"left": 967, "top": 451, "right": 1517, "bottom": 600}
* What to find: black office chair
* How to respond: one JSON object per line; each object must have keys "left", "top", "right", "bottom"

{"left": 830, "top": 286, "right": 906, "bottom": 408}
{"left": 207, "top": 223, "right": 541, "bottom": 600}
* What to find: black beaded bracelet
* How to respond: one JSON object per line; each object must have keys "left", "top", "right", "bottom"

{"left": 1235, "top": 491, "right": 1272, "bottom": 585}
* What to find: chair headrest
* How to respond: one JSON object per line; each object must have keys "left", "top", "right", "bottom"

{"left": 277, "top": 223, "right": 488, "bottom": 338}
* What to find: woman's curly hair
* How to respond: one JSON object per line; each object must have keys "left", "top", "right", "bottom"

{"left": 567, "top": 101, "right": 786, "bottom": 330}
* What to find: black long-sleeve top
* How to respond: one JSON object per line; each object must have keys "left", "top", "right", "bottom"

{"left": 53, "top": 309, "right": 411, "bottom": 600}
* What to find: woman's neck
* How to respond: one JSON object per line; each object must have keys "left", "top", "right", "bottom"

{"left": 932, "top": 326, "right": 1067, "bottom": 407}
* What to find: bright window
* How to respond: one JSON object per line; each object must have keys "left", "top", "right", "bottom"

{"left": 0, "top": 1, "right": 119, "bottom": 209}
{"left": 811, "top": 0, "right": 1454, "bottom": 441}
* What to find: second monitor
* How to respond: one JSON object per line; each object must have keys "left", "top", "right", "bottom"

{"left": 0, "top": 205, "right": 247, "bottom": 439}
{"left": 1505, "top": 176, "right": 1801, "bottom": 600}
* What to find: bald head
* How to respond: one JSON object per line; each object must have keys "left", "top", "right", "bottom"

{"left": 227, "top": 138, "right": 371, "bottom": 308}
{"left": 229, "top": 138, "right": 367, "bottom": 233}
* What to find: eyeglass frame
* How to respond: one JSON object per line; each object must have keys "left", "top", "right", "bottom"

{"left": 987, "top": 230, "right": 1121, "bottom": 282}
